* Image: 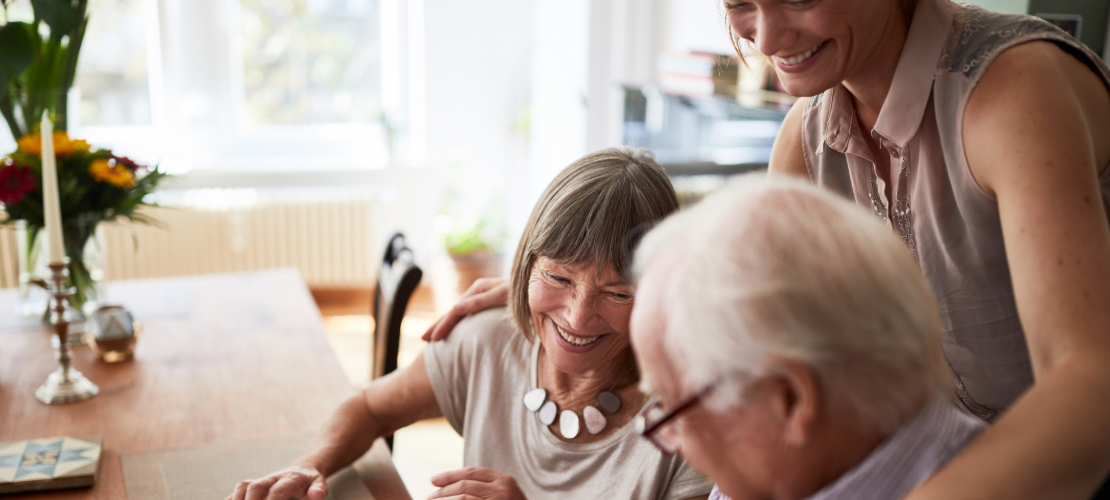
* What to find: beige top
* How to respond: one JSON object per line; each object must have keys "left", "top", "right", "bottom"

{"left": 424, "top": 308, "right": 712, "bottom": 500}
{"left": 800, "top": 0, "right": 1110, "bottom": 418}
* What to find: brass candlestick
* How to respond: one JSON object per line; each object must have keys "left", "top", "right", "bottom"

{"left": 35, "top": 261, "right": 99, "bottom": 404}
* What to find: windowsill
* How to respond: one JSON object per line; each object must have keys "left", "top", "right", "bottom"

{"left": 161, "top": 165, "right": 426, "bottom": 190}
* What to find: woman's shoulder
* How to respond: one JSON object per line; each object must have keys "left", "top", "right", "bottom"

{"left": 444, "top": 307, "right": 528, "bottom": 356}
{"left": 453, "top": 307, "right": 517, "bottom": 338}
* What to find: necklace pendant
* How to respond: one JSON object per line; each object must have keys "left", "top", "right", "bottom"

{"left": 559, "top": 410, "right": 580, "bottom": 439}
{"left": 523, "top": 388, "right": 546, "bottom": 412}
{"left": 537, "top": 401, "right": 557, "bottom": 425}
{"left": 583, "top": 405, "right": 606, "bottom": 435}
{"left": 598, "top": 390, "right": 621, "bottom": 414}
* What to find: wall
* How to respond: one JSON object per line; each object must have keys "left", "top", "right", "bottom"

{"left": 659, "top": 0, "right": 734, "bottom": 56}
{"left": 1027, "top": 0, "right": 1109, "bottom": 56}
{"left": 965, "top": 0, "right": 1028, "bottom": 14}
{"left": 421, "top": 0, "right": 535, "bottom": 237}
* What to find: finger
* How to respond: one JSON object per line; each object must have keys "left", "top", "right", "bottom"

{"left": 466, "top": 280, "right": 509, "bottom": 311}
{"left": 427, "top": 309, "right": 466, "bottom": 342}
{"left": 461, "top": 277, "right": 499, "bottom": 298}
{"left": 431, "top": 467, "right": 503, "bottom": 487}
{"left": 427, "top": 479, "right": 498, "bottom": 499}
{"left": 422, "top": 317, "right": 443, "bottom": 341}
{"left": 426, "top": 494, "right": 482, "bottom": 500}
{"left": 265, "top": 476, "right": 308, "bottom": 500}
{"left": 305, "top": 475, "right": 329, "bottom": 500}
{"left": 244, "top": 476, "right": 279, "bottom": 500}
{"left": 228, "top": 480, "right": 250, "bottom": 500}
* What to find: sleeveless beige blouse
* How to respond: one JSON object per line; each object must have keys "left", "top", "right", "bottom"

{"left": 800, "top": 0, "right": 1110, "bottom": 419}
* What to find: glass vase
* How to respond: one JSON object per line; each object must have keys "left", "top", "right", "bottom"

{"left": 15, "top": 220, "right": 106, "bottom": 320}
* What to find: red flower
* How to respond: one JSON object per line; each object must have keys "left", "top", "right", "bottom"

{"left": 112, "top": 155, "right": 143, "bottom": 171}
{"left": 0, "top": 161, "right": 36, "bottom": 205}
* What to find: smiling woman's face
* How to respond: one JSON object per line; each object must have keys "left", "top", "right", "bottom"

{"left": 724, "top": 0, "right": 905, "bottom": 97}
{"left": 527, "top": 256, "right": 635, "bottom": 375}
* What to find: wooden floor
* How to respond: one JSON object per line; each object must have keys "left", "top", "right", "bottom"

{"left": 311, "top": 284, "right": 463, "bottom": 499}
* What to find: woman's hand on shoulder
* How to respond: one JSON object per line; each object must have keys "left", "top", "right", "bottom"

{"left": 226, "top": 465, "right": 327, "bottom": 500}
{"left": 422, "top": 278, "right": 510, "bottom": 342}
{"left": 427, "top": 467, "right": 528, "bottom": 500}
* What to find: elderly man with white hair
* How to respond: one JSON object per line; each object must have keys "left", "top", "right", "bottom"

{"left": 629, "top": 174, "right": 985, "bottom": 500}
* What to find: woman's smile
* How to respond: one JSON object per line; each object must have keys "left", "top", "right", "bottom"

{"left": 527, "top": 256, "right": 635, "bottom": 372}
{"left": 551, "top": 317, "right": 607, "bottom": 350}
{"left": 773, "top": 40, "right": 828, "bottom": 70}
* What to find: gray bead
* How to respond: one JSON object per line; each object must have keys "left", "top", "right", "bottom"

{"left": 598, "top": 390, "right": 621, "bottom": 414}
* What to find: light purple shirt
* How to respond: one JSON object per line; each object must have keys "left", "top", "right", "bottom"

{"left": 709, "top": 398, "right": 983, "bottom": 500}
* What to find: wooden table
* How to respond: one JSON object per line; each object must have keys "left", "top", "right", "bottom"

{"left": 0, "top": 269, "right": 410, "bottom": 499}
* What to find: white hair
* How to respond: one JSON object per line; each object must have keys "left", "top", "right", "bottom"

{"left": 633, "top": 174, "right": 948, "bottom": 434}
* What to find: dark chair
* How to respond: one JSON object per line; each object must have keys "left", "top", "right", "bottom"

{"left": 371, "top": 233, "right": 422, "bottom": 449}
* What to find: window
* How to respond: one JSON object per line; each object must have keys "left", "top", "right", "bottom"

{"left": 75, "top": 0, "right": 153, "bottom": 127}
{"left": 238, "top": 0, "right": 382, "bottom": 127}
{"left": 7, "top": 0, "right": 401, "bottom": 176}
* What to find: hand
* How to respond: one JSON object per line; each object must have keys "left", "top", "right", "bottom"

{"left": 226, "top": 466, "right": 328, "bottom": 500}
{"left": 427, "top": 467, "right": 528, "bottom": 500}
{"left": 422, "top": 278, "right": 509, "bottom": 342}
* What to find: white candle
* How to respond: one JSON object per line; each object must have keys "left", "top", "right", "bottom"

{"left": 40, "top": 114, "right": 66, "bottom": 264}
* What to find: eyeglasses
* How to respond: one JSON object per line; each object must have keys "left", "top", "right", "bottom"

{"left": 636, "top": 381, "right": 719, "bottom": 455}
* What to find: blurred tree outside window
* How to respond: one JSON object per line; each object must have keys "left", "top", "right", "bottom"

{"left": 239, "top": 0, "right": 381, "bottom": 127}
{"left": 74, "top": 0, "right": 152, "bottom": 127}
{"left": 1, "top": 0, "right": 392, "bottom": 172}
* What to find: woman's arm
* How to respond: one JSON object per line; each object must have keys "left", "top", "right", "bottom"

{"left": 906, "top": 41, "right": 1110, "bottom": 500}
{"left": 767, "top": 98, "right": 810, "bottom": 179}
{"left": 227, "top": 354, "right": 442, "bottom": 500}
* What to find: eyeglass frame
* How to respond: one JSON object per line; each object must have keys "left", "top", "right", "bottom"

{"left": 636, "top": 379, "right": 720, "bottom": 455}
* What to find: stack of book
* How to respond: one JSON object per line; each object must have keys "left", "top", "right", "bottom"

{"left": 657, "top": 51, "right": 740, "bottom": 98}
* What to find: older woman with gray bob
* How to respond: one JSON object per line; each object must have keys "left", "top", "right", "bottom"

{"left": 228, "top": 147, "right": 711, "bottom": 500}
{"left": 630, "top": 174, "right": 984, "bottom": 500}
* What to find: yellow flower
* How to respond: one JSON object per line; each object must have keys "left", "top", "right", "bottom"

{"left": 16, "top": 132, "right": 91, "bottom": 157}
{"left": 89, "top": 159, "right": 136, "bottom": 188}
{"left": 16, "top": 134, "right": 41, "bottom": 155}
{"left": 56, "top": 134, "right": 91, "bottom": 156}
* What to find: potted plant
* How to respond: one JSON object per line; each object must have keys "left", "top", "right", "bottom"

{"left": 442, "top": 215, "right": 505, "bottom": 295}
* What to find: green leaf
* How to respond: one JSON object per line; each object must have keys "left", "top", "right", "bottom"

{"left": 30, "top": 0, "right": 80, "bottom": 38}
{"left": 0, "top": 22, "right": 33, "bottom": 94}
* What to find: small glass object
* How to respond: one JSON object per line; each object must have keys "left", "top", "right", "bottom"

{"left": 84, "top": 305, "right": 141, "bottom": 363}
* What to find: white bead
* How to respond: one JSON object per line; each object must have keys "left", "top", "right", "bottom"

{"left": 523, "top": 388, "right": 546, "bottom": 412}
{"left": 559, "top": 410, "right": 580, "bottom": 439}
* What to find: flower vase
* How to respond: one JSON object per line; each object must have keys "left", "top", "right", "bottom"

{"left": 15, "top": 220, "right": 106, "bottom": 322}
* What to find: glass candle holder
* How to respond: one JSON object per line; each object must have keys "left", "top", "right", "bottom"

{"left": 84, "top": 305, "right": 141, "bottom": 363}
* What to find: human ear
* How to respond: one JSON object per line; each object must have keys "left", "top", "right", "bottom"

{"left": 765, "top": 357, "right": 822, "bottom": 447}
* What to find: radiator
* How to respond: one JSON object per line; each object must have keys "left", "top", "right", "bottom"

{"left": 0, "top": 188, "right": 377, "bottom": 289}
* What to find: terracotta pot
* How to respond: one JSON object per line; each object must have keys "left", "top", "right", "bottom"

{"left": 448, "top": 251, "right": 501, "bottom": 295}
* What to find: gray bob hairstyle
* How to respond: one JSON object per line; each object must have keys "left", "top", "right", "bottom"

{"left": 634, "top": 174, "right": 947, "bottom": 434}
{"left": 509, "top": 147, "right": 679, "bottom": 340}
